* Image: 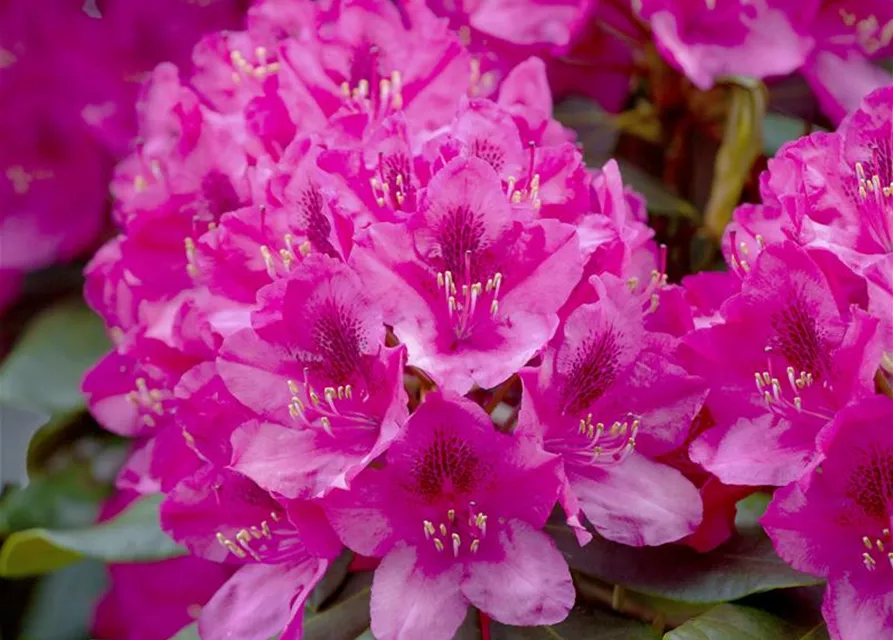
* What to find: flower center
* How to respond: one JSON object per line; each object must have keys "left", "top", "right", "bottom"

{"left": 229, "top": 46, "right": 281, "bottom": 83}
{"left": 286, "top": 369, "right": 377, "bottom": 437}
{"left": 753, "top": 358, "right": 832, "bottom": 421}
{"left": 370, "top": 151, "right": 413, "bottom": 211}
{"left": 420, "top": 504, "right": 493, "bottom": 558}
{"left": 216, "top": 510, "right": 283, "bottom": 562}
{"left": 125, "top": 376, "right": 169, "bottom": 429}
{"left": 546, "top": 413, "right": 638, "bottom": 467}
{"left": 435, "top": 257, "right": 503, "bottom": 339}
{"left": 768, "top": 296, "right": 832, "bottom": 383}
{"left": 559, "top": 330, "right": 621, "bottom": 416}
{"left": 855, "top": 161, "right": 893, "bottom": 253}
{"left": 859, "top": 527, "right": 893, "bottom": 572}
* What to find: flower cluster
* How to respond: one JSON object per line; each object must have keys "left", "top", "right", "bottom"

{"left": 80, "top": 1, "right": 892, "bottom": 639}
{"left": 434, "top": 0, "right": 892, "bottom": 121}
{"left": 719, "top": 85, "right": 892, "bottom": 639}
{"left": 0, "top": 0, "right": 245, "bottom": 313}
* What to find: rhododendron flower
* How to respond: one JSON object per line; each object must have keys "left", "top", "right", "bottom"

{"left": 353, "top": 157, "right": 583, "bottom": 393}
{"left": 800, "top": 2, "right": 893, "bottom": 121}
{"left": 0, "top": 0, "right": 244, "bottom": 304}
{"left": 728, "top": 85, "right": 893, "bottom": 354}
{"left": 325, "top": 392, "right": 574, "bottom": 640}
{"left": 684, "top": 242, "right": 883, "bottom": 487}
{"left": 162, "top": 466, "right": 342, "bottom": 640}
{"left": 762, "top": 396, "right": 893, "bottom": 640}
{"left": 638, "top": 0, "right": 816, "bottom": 91}
{"left": 217, "top": 255, "right": 408, "bottom": 498}
{"left": 519, "top": 274, "right": 705, "bottom": 546}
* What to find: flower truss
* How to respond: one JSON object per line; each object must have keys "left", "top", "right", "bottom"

{"left": 78, "top": 1, "right": 893, "bottom": 639}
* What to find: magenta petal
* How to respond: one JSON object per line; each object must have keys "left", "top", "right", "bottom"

{"left": 371, "top": 546, "right": 468, "bottom": 640}
{"left": 690, "top": 412, "right": 821, "bottom": 487}
{"left": 823, "top": 575, "right": 893, "bottom": 640}
{"left": 568, "top": 453, "right": 702, "bottom": 546}
{"left": 231, "top": 417, "right": 388, "bottom": 499}
{"left": 461, "top": 520, "right": 574, "bottom": 626}
{"left": 370, "top": 544, "right": 468, "bottom": 640}
{"left": 198, "top": 559, "right": 328, "bottom": 640}
{"left": 322, "top": 470, "right": 397, "bottom": 557}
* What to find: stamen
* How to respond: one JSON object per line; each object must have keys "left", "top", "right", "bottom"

{"left": 451, "top": 533, "right": 461, "bottom": 557}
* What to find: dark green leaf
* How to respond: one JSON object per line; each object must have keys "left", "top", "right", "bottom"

{"left": 799, "top": 625, "right": 831, "bottom": 640}
{"left": 0, "top": 301, "right": 108, "bottom": 415}
{"left": 0, "top": 405, "right": 50, "bottom": 485}
{"left": 0, "top": 465, "right": 107, "bottom": 535}
{"left": 554, "top": 98, "right": 620, "bottom": 168}
{"left": 19, "top": 560, "right": 107, "bottom": 640}
{"left": 0, "top": 494, "right": 185, "bottom": 577}
{"left": 307, "top": 550, "right": 353, "bottom": 612}
{"left": 305, "top": 572, "right": 372, "bottom": 640}
{"left": 454, "top": 608, "right": 482, "bottom": 640}
{"left": 762, "top": 114, "right": 812, "bottom": 156}
{"left": 616, "top": 161, "right": 700, "bottom": 221}
{"left": 663, "top": 604, "right": 800, "bottom": 640}
{"left": 550, "top": 525, "right": 821, "bottom": 604}
{"left": 491, "top": 601, "right": 659, "bottom": 639}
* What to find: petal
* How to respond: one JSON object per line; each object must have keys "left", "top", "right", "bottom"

{"left": 198, "top": 559, "right": 328, "bottom": 640}
{"left": 568, "top": 453, "right": 702, "bottom": 546}
{"left": 231, "top": 420, "right": 368, "bottom": 499}
{"left": 370, "top": 544, "right": 468, "bottom": 640}
{"left": 322, "top": 470, "right": 398, "bottom": 557}
{"left": 690, "top": 412, "right": 822, "bottom": 487}
{"left": 823, "top": 575, "right": 893, "bottom": 640}
{"left": 462, "top": 520, "right": 574, "bottom": 626}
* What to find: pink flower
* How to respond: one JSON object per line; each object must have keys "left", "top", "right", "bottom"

{"left": 519, "top": 274, "right": 705, "bottom": 546}
{"left": 216, "top": 255, "right": 408, "bottom": 498}
{"left": 91, "top": 490, "right": 235, "bottom": 640}
{"left": 161, "top": 465, "right": 342, "bottom": 640}
{"left": 762, "top": 395, "right": 893, "bottom": 640}
{"left": 727, "top": 85, "right": 893, "bottom": 378}
{"left": 683, "top": 242, "right": 884, "bottom": 487}
{"left": 639, "top": 0, "right": 817, "bottom": 91}
{"left": 352, "top": 157, "right": 584, "bottom": 393}
{"left": 800, "top": 1, "right": 893, "bottom": 122}
{"left": 324, "top": 392, "right": 574, "bottom": 640}
{"left": 426, "top": 0, "right": 591, "bottom": 90}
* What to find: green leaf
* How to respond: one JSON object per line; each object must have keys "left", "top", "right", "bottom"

{"left": 799, "top": 625, "right": 831, "bottom": 640}
{"left": 550, "top": 525, "right": 821, "bottom": 604}
{"left": 703, "top": 82, "right": 767, "bottom": 242}
{"left": 167, "top": 624, "right": 200, "bottom": 640}
{"left": 554, "top": 98, "right": 620, "bottom": 168}
{"left": 734, "top": 493, "right": 772, "bottom": 533}
{"left": 305, "top": 573, "right": 372, "bottom": 640}
{"left": 616, "top": 161, "right": 700, "bottom": 222}
{"left": 490, "top": 601, "right": 659, "bottom": 639}
{"left": 663, "top": 604, "right": 800, "bottom": 640}
{"left": 762, "top": 114, "right": 807, "bottom": 155}
{"left": 0, "top": 494, "right": 185, "bottom": 577}
{"left": 0, "top": 464, "right": 108, "bottom": 535}
{"left": 0, "top": 404, "right": 50, "bottom": 485}
{"left": 307, "top": 550, "right": 353, "bottom": 612}
{"left": 0, "top": 301, "right": 108, "bottom": 415}
{"left": 19, "top": 559, "right": 107, "bottom": 640}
